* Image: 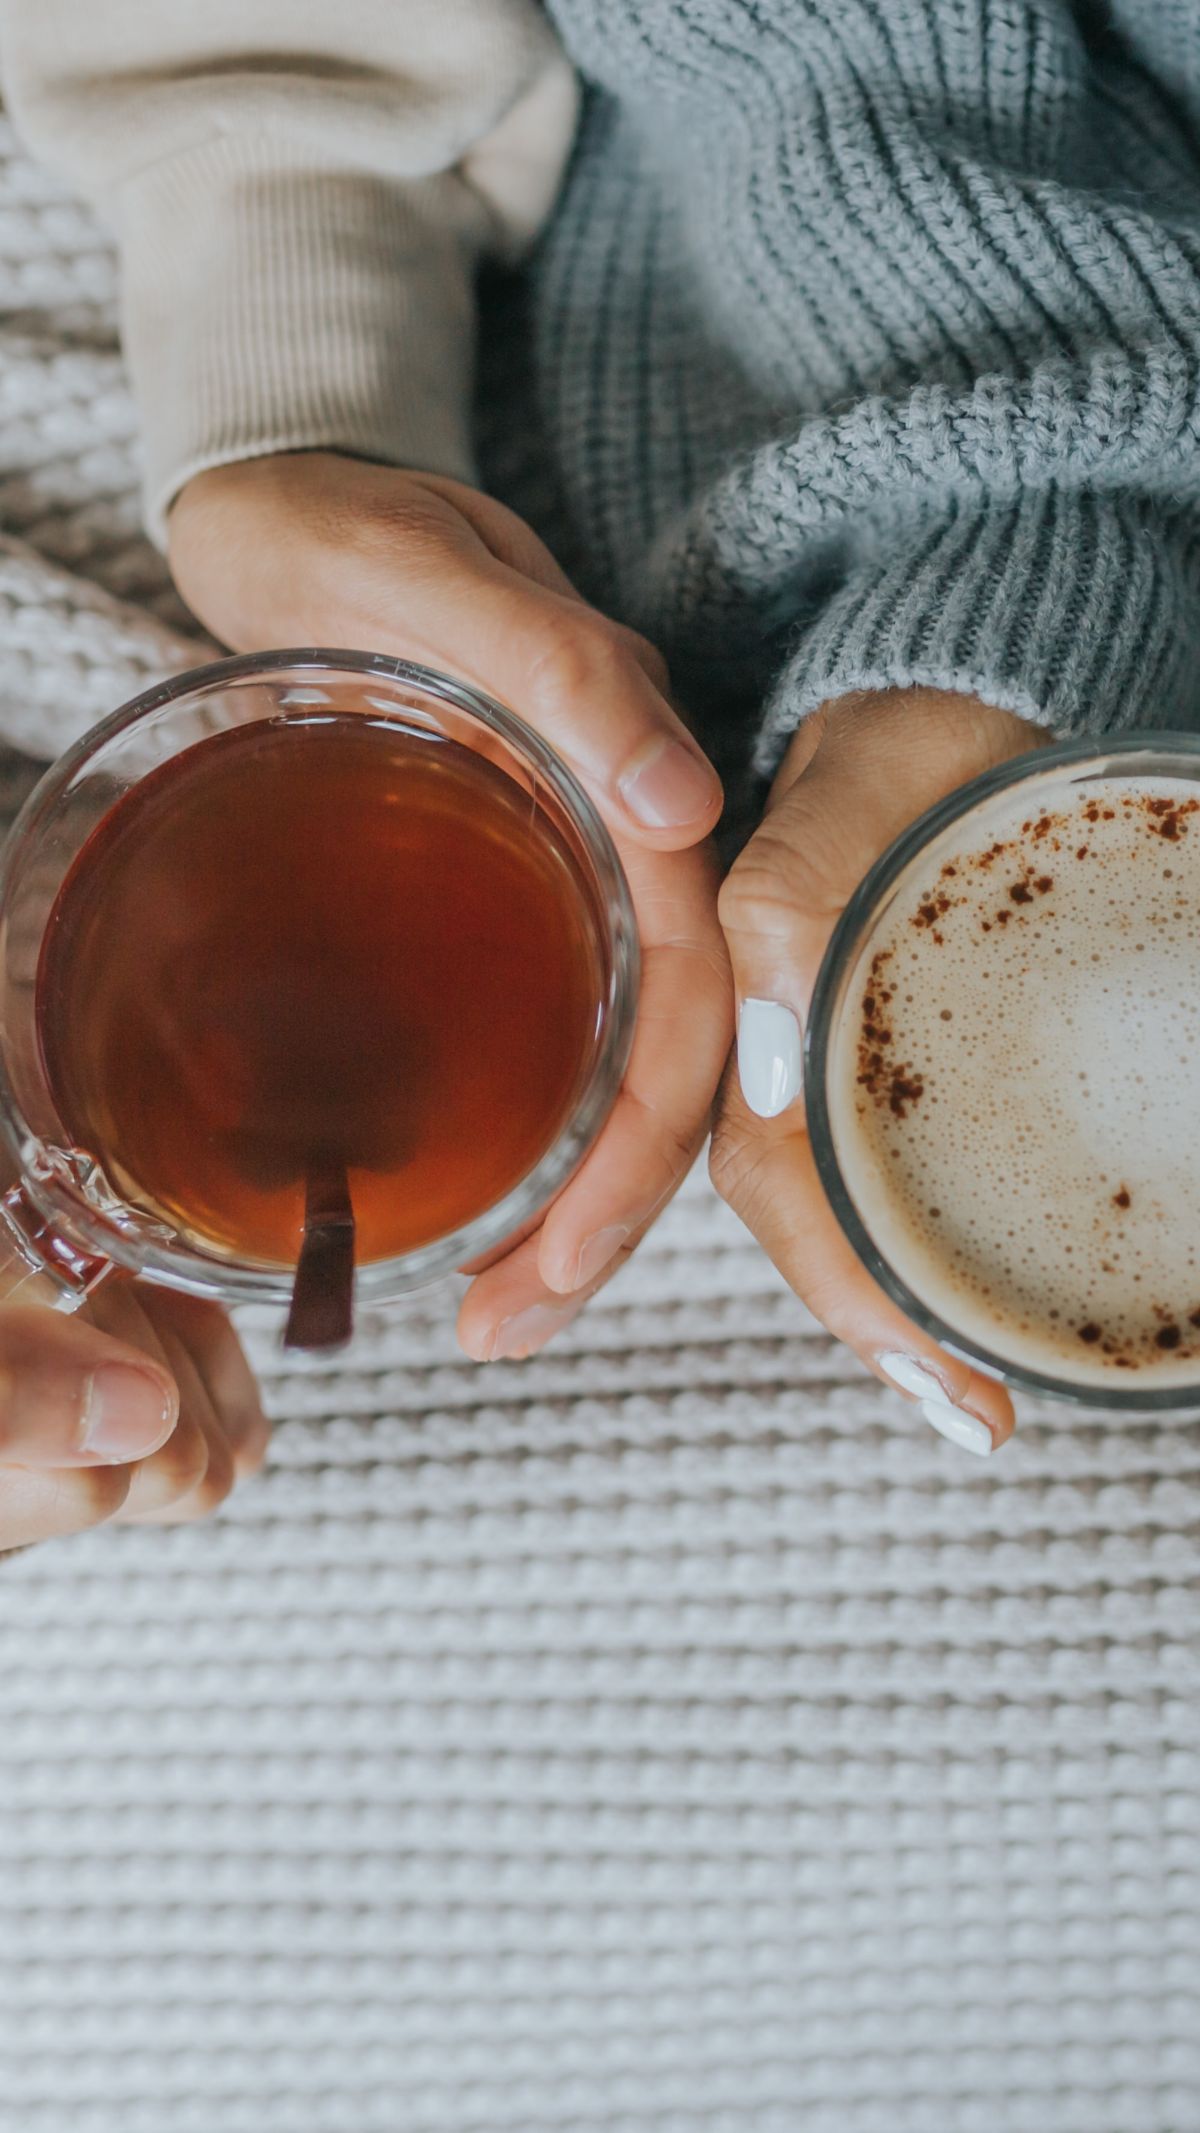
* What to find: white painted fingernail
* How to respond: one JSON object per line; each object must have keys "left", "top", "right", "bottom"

{"left": 737, "top": 999, "right": 802, "bottom": 1118}
{"left": 878, "top": 1352, "right": 950, "bottom": 1403}
{"left": 878, "top": 1352, "right": 996, "bottom": 1458}
{"left": 920, "top": 1397, "right": 993, "bottom": 1457}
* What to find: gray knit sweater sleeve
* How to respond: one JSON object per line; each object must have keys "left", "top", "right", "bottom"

{"left": 524, "top": 0, "right": 1200, "bottom": 780}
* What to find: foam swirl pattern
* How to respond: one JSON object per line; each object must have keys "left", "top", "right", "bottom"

{"left": 829, "top": 777, "right": 1200, "bottom": 1387}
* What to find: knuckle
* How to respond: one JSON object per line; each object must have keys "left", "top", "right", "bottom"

{"left": 708, "top": 1100, "right": 760, "bottom": 1210}
{"left": 189, "top": 1431, "right": 236, "bottom": 1517}
{"left": 349, "top": 488, "right": 460, "bottom": 579}
{"left": 613, "top": 624, "right": 671, "bottom": 693}
{"left": 270, "top": 489, "right": 461, "bottom": 623}
{"left": 526, "top": 611, "right": 628, "bottom": 714}
{"left": 73, "top": 1461, "right": 135, "bottom": 1525}
{"left": 149, "top": 1414, "right": 211, "bottom": 1507}
{"left": 718, "top": 850, "right": 799, "bottom": 945}
{"left": 360, "top": 491, "right": 448, "bottom": 553}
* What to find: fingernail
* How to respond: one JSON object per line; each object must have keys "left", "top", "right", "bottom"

{"left": 920, "top": 1397, "right": 993, "bottom": 1457}
{"left": 618, "top": 737, "right": 721, "bottom": 829}
{"left": 737, "top": 999, "right": 802, "bottom": 1118}
{"left": 570, "top": 1224, "right": 631, "bottom": 1291}
{"left": 487, "top": 1302, "right": 577, "bottom": 1362}
{"left": 878, "top": 1352, "right": 953, "bottom": 1402}
{"left": 82, "top": 1365, "right": 176, "bottom": 1461}
{"left": 877, "top": 1351, "right": 995, "bottom": 1458}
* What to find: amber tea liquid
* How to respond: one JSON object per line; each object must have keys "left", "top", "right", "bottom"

{"left": 37, "top": 714, "right": 606, "bottom": 1266}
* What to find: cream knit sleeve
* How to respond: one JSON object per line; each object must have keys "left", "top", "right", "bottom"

{"left": 0, "top": 0, "right": 578, "bottom": 541}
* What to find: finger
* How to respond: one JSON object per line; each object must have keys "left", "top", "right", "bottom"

{"left": 458, "top": 1200, "right": 659, "bottom": 1363}
{"left": 205, "top": 470, "right": 724, "bottom": 850}
{"left": 356, "top": 552, "right": 721, "bottom": 849}
{"left": 118, "top": 1324, "right": 236, "bottom": 1525}
{"left": 0, "top": 1305, "right": 177, "bottom": 1470}
{"left": 709, "top": 1076, "right": 1016, "bottom": 1452}
{"left": 535, "top": 840, "right": 732, "bottom": 1293}
{"left": 82, "top": 1285, "right": 235, "bottom": 1525}
{"left": 0, "top": 1459, "right": 135, "bottom": 1552}
{"left": 91, "top": 1287, "right": 267, "bottom": 1507}
{"left": 114, "top": 1305, "right": 242, "bottom": 1527}
{"left": 458, "top": 1229, "right": 586, "bottom": 1361}
{"left": 713, "top": 693, "right": 1038, "bottom": 1454}
{"left": 114, "top": 1406, "right": 212, "bottom": 1522}
{"left": 722, "top": 693, "right": 1046, "bottom": 1109}
{"left": 58, "top": 1288, "right": 213, "bottom": 1527}
{"left": 79, "top": 1286, "right": 217, "bottom": 1523}
{"left": 137, "top": 1291, "right": 270, "bottom": 1478}
{"left": 420, "top": 480, "right": 676, "bottom": 696}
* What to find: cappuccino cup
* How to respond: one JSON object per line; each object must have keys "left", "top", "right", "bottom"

{"left": 807, "top": 735, "right": 1200, "bottom": 1407}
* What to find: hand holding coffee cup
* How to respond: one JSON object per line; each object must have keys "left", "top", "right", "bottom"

{"left": 713, "top": 688, "right": 1041, "bottom": 1456}
{"left": 718, "top": 686, "right": 1200, "bottom": 1450}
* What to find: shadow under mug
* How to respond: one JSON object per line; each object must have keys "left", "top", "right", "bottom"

{"left": 805, "top": 732, "right": 1200, "bottom": 1412}
{"left": 0, "top": 650, "right": 639, "bottom": 1320}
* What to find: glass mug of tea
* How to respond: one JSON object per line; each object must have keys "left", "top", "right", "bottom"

{"left": 806, "top": 732, "right": 1200, "bottom": 1411}
{"left": 0, "top": 650, "right": 638, "bottom": 1346}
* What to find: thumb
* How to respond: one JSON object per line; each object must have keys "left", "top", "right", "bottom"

{"left": 723, "top": 690, "right": 1044, "bottom": 1117}
{"left": 171, "top": 456, "right": 724, "bottom": 850}
{"left": 0, "top": 1306, "right": 177, "bottom": 1468}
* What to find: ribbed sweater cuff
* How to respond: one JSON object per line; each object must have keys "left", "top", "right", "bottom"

{"left": 756, "top": 491, "right": 1200, "bottom": 774}
{"left": 115, "top": 136, "right": 482, "bottom": 547}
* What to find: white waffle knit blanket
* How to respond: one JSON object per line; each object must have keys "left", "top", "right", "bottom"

{"left": 1, "top": 109, "right": 1199, "bottom": 2133}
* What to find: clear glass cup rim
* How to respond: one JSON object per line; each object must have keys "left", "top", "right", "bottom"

{"left": 805, "top": 730, "right": 1200, "bottom": 1412}
{"left": 0, "top": 647, "right": 640, "bottom": 1307}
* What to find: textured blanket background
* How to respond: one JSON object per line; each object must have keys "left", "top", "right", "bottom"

{"left": 1, "top": 109, "right": 1199, "bottom": 2133}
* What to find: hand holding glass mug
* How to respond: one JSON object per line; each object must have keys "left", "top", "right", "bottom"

{"left": 0, "top": 640, "right": 720, "bottom": 1552}
{"left": 0, "top": 1255, "right": 268, "bottom": 1552}
{"left": 169, "top": 452, "right": 732, "bottom": 1363}
{"left": 0, "top": 443, "right": 733, "bottom": 1554}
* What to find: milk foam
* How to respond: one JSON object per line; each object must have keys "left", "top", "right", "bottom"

{"left": 827, "top": 775, "right": 1200, "bottom": 1388}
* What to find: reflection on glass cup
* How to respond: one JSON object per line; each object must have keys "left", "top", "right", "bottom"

{"left": 0, "top": 651, "right": 638, "bottom": 1329}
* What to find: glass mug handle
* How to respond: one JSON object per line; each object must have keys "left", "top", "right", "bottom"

{"left": 0, "top": 1180, "right": 111, "bottom": 1311}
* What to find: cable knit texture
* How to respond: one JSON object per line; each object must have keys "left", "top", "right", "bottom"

{"left": 3, "top": 102, "right": 1200, "bottom": 2132}
{"left": 480, "top": 0, "right": 1200, "bottom": 787}
{"left": 0, "top": 0, "right": 578, "bottom": 542}
{"left": 5, "top": 2, "right": 1199, "bottom": 782}
{"left": 3, "top": 19, "right": 1200, "bottom": 2133}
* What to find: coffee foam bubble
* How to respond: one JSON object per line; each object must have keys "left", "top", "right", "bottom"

{"left": 827, "top": 776, "right": 1200, "bottom": 1388}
